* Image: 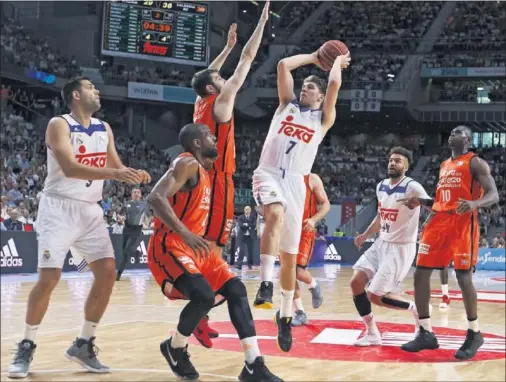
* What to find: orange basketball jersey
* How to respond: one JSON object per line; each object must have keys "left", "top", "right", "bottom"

{"left": 433, "top": 152, "right": 483, "bottom": 212}
{"left": 302, "top": 174, "right": 318, "bottom": 222}
{"left": 153, "top": 152, "right": 211, "bottom": 236}
{"left": 193, "top": 94, "right": 235, "bottom": 174}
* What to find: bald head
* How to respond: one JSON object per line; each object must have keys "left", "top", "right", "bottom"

{"left": 179, "top": 123, "right": 205, "bottom": 152}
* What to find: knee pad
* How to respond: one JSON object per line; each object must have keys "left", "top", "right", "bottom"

{"left": 175, "top": 274, "right": 215, "bottom": 310}
{"left": 219, "top": 277, "right": 247, "bottom": 302}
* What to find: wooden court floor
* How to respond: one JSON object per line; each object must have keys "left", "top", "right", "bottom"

{"left": 1, "top": 265, "right": 505, "bottom": 381}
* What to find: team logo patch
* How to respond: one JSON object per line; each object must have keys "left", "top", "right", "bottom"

{"left": 43, "top": 249, "right": 51, "bottom": 260}
{"left": 404, "top": 289, "right": 505, "bottom": 304}
{"left": 418, "top": 243, "right": 430, "bottom": 255}
{"left": 190, "top": 320, "right": 505, "bottom": 363}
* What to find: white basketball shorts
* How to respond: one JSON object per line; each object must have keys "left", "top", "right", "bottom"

{"left": 353, "top": 239, "right": 416, "bottom": 296}
{"left": 36, "top": 193, "right": 114, "bottom": 269}
{"left": 252, "top": 165, "right": 306, "bottom": 254}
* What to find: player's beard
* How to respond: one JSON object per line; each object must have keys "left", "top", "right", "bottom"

{"left": 204, "top": 147, "right": 219, "bottom": 159}
{"left": 387, "top": 168, "right": 402, "bottom": 179}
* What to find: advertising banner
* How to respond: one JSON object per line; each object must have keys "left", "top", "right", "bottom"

{"left": 476, "top": 248, "right": 505, "bottom": 271}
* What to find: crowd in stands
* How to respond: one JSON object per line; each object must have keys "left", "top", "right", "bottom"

{"left": 0, "top": 17, "right": 81, "bottom": 79}
{"left": 438, "top": 80, "right": 506, "bottom": 103}
{"left": 433, "top": 1, "right": 505, "bottom": 52}
{"left": 302, "top": 1, "right": 442, "bottom": 53}
{"left": 422, "top": 52, "right": 505, "bottom": 68}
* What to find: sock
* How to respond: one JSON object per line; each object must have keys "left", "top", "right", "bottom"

{"left": 293, "top": 297, "right": 304, "bottom": 312}
{"left": 309, "top": 278, "right": 317, "bottom": 289}
{"left": 408, "top": 301, "right": 417, "bottom": 313}
{"left": 419, "top": 317, "right": 432, "bottom": 332}
{"left": 171, "top": 329, "right": 189, "bottom": 349}
{"left": 24, "top": 324, "right": 39, "bottom": 343}
{"left": 280, "top": 288, "right": 295, "bottom": 318}
{"left": 79, "top": 320, "right": 97, "bottom": 341}
{"left": 441, "top": 284, "right": 449, "bottom": 296}
{"left": 362, "top": 312, "right": 379, "bottom": 333}
{"left": 468, "top": 317, "right": 479, "bottom": 333}
{"left": 260, "top": 254, "right": 275, "bottom": 283}
{"left": 241, "top": 336, "right": 261, "bottom": 364}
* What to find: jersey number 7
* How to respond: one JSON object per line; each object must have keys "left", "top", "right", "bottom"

{"left": 285, "top": 140, "right": 297, "bottom": 154}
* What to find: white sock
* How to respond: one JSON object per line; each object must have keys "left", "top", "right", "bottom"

{"left": 309, "top": 278, "right": 317, "bottom": 289}
{"left": 293, "top": 297, "right": 304, "bottom": 312}
{"left": 362, "top": 312, "right": 379, "bottom": 333}
{"left": 241, "top": 336, "right": 261, "bottom": 364}
{"left": 441, "top": 284, "right": 449, "bottom": 296}
{"left": 171, "top": 329, "right": 189, "bottom": 349}
{"left": 260, "top": 254, "right": 275, "bottom": 283}
{"left": 24, "top": 324, "right": 39, "bottom": 343}
{"left": 468, "top": 318, "right": 479, "bottom": 333}
{"left": 280, "top": 288, "right": 295, "bottom": 318}
{"left": 419, "top": 318, "right": 432, "bottom": 332}
{"left": 79, "top": 320, "right": 97, "bottom": 341}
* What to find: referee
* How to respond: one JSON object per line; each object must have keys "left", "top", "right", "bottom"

{"left": 117, "top": 188, "right": 148, "bottom": 281}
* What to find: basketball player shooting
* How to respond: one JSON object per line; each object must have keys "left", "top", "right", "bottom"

{"left": 292, "top": 173, "right": 330, "bottom": 326}
{"left": 400, "top": 125, "right": 499, "bottom": 360}
{"left": 146, "top": 123, "right": 282, "bottom": 382}
{"left": 190, "top": 2, "right": 270, "bottom": 347}
{"left": 252, "top": 43, "right": 351, "bottom": 352}
{"left": 350, "top": 147, "right": 430, "bottom": 346}
{"left": 8, "top": 77, "right": 150, "bottom": 379}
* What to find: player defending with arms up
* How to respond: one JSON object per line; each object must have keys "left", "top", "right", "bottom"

{"left": 350, "top": 147, "right": 429, "bottom": 346}
{"left": 401, "top": 125, "right": 499, "bottom": 360}
{"left": 8, "top": 77, "right": 150, "bottom": 378}
{"left": 252, "top": 47, "right": 350, "bottom": 352}
{"left": 190, "top": 2, "right": 270, "bottom": 346}
{"left": 292, "top": 173, "right": 330, "bottom": 326}
{"left": 147, "top": 124, "right": 282, "bottom": 382}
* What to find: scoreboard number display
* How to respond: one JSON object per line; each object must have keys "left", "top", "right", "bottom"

{"left": 101, "top": 1, "right": 209, "bottom": 66}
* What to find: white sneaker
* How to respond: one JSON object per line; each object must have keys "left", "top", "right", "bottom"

{"left": 353, "top": 331, "right": 382, "bottom": 347}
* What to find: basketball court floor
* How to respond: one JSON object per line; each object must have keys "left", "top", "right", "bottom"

{"left": 1, "top": 264, "right": 505, "bottom": 381}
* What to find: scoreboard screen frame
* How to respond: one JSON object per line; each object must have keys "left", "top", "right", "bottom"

{"left": 100, "top": 1, "right": 210, "bottom": 67}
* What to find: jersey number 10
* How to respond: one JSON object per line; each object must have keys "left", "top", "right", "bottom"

{"left": 441, "top": 189, "right": 451, "bottom": 202}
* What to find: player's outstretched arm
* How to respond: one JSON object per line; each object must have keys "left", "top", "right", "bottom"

{"left": 147, "top": 158, "right": 211, "bottom": 255}
{"left": 456, "top": 157, "right": 500, "bottom": 213}
{"left": 214, "top": 1, "right": 270, "bottom": 122}
{"left": 308, "top": 174, "right": 331, "bottom": 224}
{"left": 104, "top": 122, "right": 151, "bottom": 184}
{"left": 277, "top": 52, "right": 320, "bottom": 108}
{"left": 321, "top": 53, "right": 351, "bottom": 133}
{"left": 46, "top": 118, "right": 142, "bottom": 183}
{"left": 208, "top": 23, "right": 237, "bottom": 71}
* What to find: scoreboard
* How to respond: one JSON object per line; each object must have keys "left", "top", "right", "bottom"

{"left": 101, "top": 1, "right": 209, "bottom": 66}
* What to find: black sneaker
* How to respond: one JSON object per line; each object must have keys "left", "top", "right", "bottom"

{"left": 8, "top": 339, "right": 36, "bottom": 378}
{"left": 455, "top": 329, "right": 484, "bottom": 360}
{"left": 254, "top": 281, "right": 273, "bottom": 309}
{"left": 274, "top": 310, "right": 292, "bottom": 352}
{"left": 239, "top": 356, "right": 284, "bottom": 381}
{"left": 401, "top": 326, "right": 440, "bottom": 352}
{"left": 160, "top": 338, "right": 199, "bottom": 380}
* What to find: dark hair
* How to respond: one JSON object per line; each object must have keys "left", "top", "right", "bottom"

{"left": 389, "top": 146, "right": 413, "bottom": 165}
{"left": 191, "top": 69, "right": 218, "bottom": 97}
{"left": 61, "top": 76, "right": 90, "bottom": 107}
{"left": 179, "top": 123, "right": 206, "bottom": 152}
{"left": 304, "top": 75, "right": 327, "bottom": 95}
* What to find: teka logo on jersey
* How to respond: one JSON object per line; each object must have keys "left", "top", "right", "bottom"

{"left": 76, "top": 145, "right": 106, "bottom": 168}
{"left": 143, "top": 41, "right": 168, "bottom": 56}
{"left": 379, "top": 207, "right": 399, "bottom": 222}
{"left": 196, "top": 319, "right": 505, "bottom": 363}
{"left": 1, "top": 239, "right": 23, "bottom": 268}
{"left": 278, "top": 115, "right": 315, "bottom": 143}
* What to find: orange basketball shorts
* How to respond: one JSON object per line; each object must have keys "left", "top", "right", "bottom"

{"left": 147, "top": 233, "right": 235, "bottom": 300}
{"left": 204, "top": 171, "right": 234, "bottom": 247}
{"left": 296, "top": 230, "right": 316, "bottom": 269}
{"left": 416, "top": 211, "right": 480, "bottom": 271}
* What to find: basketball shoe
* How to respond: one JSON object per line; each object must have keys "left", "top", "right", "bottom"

{"left": 439, "top": 294, "right": 451, "bottom": 309}
{"left": 193, "top": 315, "right": 219, "bottom": 348}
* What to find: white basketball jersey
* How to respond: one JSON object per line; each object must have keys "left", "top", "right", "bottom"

{"left": 376, "top": 177, "right": 430, "bottom": 243}
{"left": 43, "top": 114, "right": 109, "bottom": 203}
{"left": 258, "top": 100, "right": 323, "bottom": 174}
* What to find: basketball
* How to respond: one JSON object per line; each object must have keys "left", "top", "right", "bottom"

{"left": 317, "top": 40, "right": 349, "bottom": 71}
